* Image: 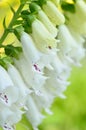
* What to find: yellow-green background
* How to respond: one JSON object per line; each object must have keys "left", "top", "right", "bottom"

{"left": 0, "top": 0, "right": 86, "bottom": 130}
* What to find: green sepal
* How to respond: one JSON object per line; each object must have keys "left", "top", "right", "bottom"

{"left": 35, "top": 0, "right": 47, "bottom": 7}
{"left": 23, "top": 21, "right": 32, "bottom": 33}
{"left": 61, "top": 2, "right": 75, "bottom": 13}
{"left": 14, "top": 26, "right": 24, "bottom": 41}
{"left": 5, "top": 45, "right": 22, "bottom": 59}
{"left": 0, "top": 56, "right": 13, "bottom": 70}
{"left": 21, "top": 10, "right": 36, "bottom": 26}
{"left": 21, "top": 9, "right": 36, "bottom": 32}
{"left": 27, "top": 14, "right": 36, "bottom": 26}
{"left": 0, "top": 59, "right": 7, "bottom": 70}
{"left": 29, "top": 2, "right": 41, "bottom": 13}
{"left": 21, "top": 10, "right": 30, "bottom": 19}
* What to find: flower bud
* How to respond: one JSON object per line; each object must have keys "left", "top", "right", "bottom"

{"left": 42, "top": 1, "right": 65, "bottom": 25}
{"left": 30, "top": 3, "right": 58, "bottom": 37}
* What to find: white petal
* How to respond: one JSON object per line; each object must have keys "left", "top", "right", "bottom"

{"left": 8, "top": 105, "right": 23, "bottom": 125}
{"left": 0, "top": 86, "right": 19, "bottom": 106}
{"left": 0, "top": 66, "right": 13, "bottom": 92}
{"left": 0, "top": 105, "right": 13, "bottom": 125}
{"left": 26, "top": 95, "right": 44, "bottom": 128}
{"left": 8, "top": 64, "right": 32, "bottom": 98}
{"left": 21, "top": 32, "right": 41, "bottom": 63}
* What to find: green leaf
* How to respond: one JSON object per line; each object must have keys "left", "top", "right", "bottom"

{"left": 73, "top": 0, "right": 76, "bottom": 3}
{"left": 5, "top": 45, "right": 22, "bottom": 59}
{"left": 61, "top": 2, "right": 75, "bottom": 13}
{"left": 0, "top": 56, "right": 14, "bottom": 70}
{"left": 10, "top": 6, "right": 15, "bottom": 15}
{"left": 3, "top": 56, "right": 13, "bottom": 65}
{"left": 3, "top": 17, "right": 7, "bottom": 29}
{"left": 20, "top": 0, "right": 28, "bottom": 4}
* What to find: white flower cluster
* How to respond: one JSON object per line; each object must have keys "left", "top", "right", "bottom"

{"left": 0, "top": 0, "right": 86, "bottom": 130}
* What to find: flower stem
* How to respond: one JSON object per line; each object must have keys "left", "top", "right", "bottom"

{"left": 0, "top": 3, "right": 25, "bottom": 45}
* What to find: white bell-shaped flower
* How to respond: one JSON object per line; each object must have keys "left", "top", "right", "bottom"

{"left": 0, "top": 104, "right": 24, "bottom": 130}
{"left": 14, "top": 54, "right": 47, "bottom": 94}
{"left": 21, "top": 32, "right": 41, "bottom": 64}
{"left": 0, "top": 86, "right": 19, "bottom": 106}
{"left": 58, "top": 25, "right": 85, "bottom": 66}
{"left": 0, "top": 66, "right": 19, "bottom": 106}
{"left": 7, "top": 64, "right": 32, "bottom": 105}
{"left": 31, "top": 19, "right": 57, "bottom": 52}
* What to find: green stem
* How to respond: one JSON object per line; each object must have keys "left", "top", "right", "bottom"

{"left": 0, "top": 3, "right": 25, "bottom": 45}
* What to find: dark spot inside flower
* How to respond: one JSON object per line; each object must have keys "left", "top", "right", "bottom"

{"left": 48, "top": 46, "right": 52, "bottom": 49}
{"left": 0, "top": 93, "right": 8, "bottom": 103}
{"left": 4, "top": 124, "right": 12, "bottom": 130}
{"left": 33, "top": 64, "right": 41, "bottom": 72}
{"left": 4, "top": 126, "right": 7, "bottom": 128}
{"left": 4, "top": 95, "right": 8, "bottom": 103}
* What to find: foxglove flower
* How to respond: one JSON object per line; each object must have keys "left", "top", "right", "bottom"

{"left": 20, "top": 32, "right": 41, "bottom": 64}
{"left": 58, "top": 25, "right": 85, "bottom": 66}
{"left": 14, "top": 54, "right": 47, "bottom": 94}
{"left": 0, "top": 65, "right": 18, "bottom": 106}
{"left": 20, "top": 31, "right": 58, "bottom": 71}
{"left": 65, "top": 0, "right": 86, "bottom": 35}
{"left": 31, "top": 19, "right": 58, "bottom": 52}
{"left": 0, "top": 104, "right": 24, "bottom": 130}
{"left": 7, "top": 64, "right": 32, "bottom": 106}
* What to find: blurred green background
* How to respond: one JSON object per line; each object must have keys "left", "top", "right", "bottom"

{"left": 0, "top": 1, "right": 86, "bottom": 130}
